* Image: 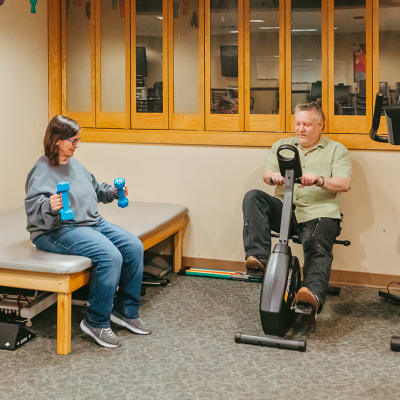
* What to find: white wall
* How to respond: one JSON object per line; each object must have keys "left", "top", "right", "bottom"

{"left": 0, "top": 0, "right": 47, "bottom": 212}
{"left": 1, "top": 1, "right": 400, "bottom": 280}
{"left": 77, "top": 142, "right": 400, "bottom": 277}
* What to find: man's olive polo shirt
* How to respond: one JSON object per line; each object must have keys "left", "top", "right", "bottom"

{"left": 265, "top": 136, "right": 352, "bottom": 223}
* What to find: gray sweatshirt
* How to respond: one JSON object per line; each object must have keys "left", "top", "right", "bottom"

{"left": 25, "top": 155, "right": 116, "bottom": 242}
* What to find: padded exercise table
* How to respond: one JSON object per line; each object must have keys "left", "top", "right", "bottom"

{"left": 0, "top": 202, "right": 188, "bottom": 354}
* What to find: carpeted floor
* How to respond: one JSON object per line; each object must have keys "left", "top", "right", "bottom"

{"left": 0, "top": 274, "right": 399, "bottom": 400}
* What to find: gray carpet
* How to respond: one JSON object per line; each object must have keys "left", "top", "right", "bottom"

{"left": 1, "top": 274, "right": 400, "bottom": 400}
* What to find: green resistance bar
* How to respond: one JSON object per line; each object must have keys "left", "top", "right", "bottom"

{"left": 184, "top": 268, "right": 261, "bottom": 282}
{"left": 185, "top": 270, "right": 233, "bottom": 280}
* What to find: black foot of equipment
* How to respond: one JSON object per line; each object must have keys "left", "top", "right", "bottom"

{"left": 235, "top": 332, "right": 306, "bottom": 352}
{"left": 390, "top": 336, "right": 400, "bottom": 352}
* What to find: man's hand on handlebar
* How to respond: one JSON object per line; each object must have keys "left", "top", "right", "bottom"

{"left": 265, "top": 171, "right": 323, "bottom": 188}
{"left": 300, "top": 173, "right": 319, "bottom": 188}
{"left": 268, "top": 172, "right": 285, "bottom": 186}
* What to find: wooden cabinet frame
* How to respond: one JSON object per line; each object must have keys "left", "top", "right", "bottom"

{"left": 48, "top": 0, "right": 398, "bottom": 151}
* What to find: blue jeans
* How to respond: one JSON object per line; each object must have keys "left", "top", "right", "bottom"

{"left": 34, "top": 219, "right": 144, "bottom": 328}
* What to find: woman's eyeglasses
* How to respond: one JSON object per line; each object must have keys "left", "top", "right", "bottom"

{"left": 65, "top": 138, "right": 80, "bottom": 145}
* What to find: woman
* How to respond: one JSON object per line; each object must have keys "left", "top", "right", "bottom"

{"left": 25, "top": 115, "right": 151, "bottom": 348}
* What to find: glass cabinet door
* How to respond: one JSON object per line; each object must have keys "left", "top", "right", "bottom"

{"left": 374, "top": 0, "right": 400, "bottom": 134}
{"left": 96, "top": 0, "right": 130, "bottom": 128}
{"left": 170, "top": 0, "right": 204, "bottom": 130}
{"left": 62, "top": 0, "right": 95, "bottom": 127}
{"left": 246, "top": 0, "right": 284, "bottom": 132}
{"left": 287, "top": 0, "right": 325, "bottom": 131}
{"left": 206, "top": 0, "right": 243, "bottom": 131}
{"left": 329, "top": 0, "right": 372, "bottom": 133}
{"left": 133, "top": 0, "right": 168, "bottom": 129}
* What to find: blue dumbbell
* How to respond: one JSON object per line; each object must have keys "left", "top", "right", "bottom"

{"left": 114, "top": 178, "right": 129, "bottom": 208}
{"left": 56, "top": 182, "right": 74, "bottom": 221}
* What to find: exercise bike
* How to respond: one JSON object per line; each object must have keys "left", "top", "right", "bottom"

{"left": 370, "top": 92, "right": 400, "bottom": 351}
{"left": 235, "top": 144, "right": 350, "bottom": 352}
{"left": 236, "top": 144, "right": 306, "bottom": 351}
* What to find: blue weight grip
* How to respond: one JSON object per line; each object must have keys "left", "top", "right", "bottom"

{"left": 114, "top": 178, "right": 129, "bottom": 208}
{"left": 56, "top": 182, "right": 74, "bottom": 221}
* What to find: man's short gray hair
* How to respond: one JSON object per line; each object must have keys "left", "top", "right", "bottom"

{"left": 294, "top": 101, "right": 325, "bottom": 124}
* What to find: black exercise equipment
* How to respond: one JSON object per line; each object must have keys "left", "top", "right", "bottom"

{"left": 0, "top": 311, "right": 35, "bottom": 351}
{"left": 142, "top": 254, "right": 172, "bottom": 287}
{"left": 236, "top": 144, "right": 306, "bottom": 351}
{"left": 235, "top": 144, "right": 350, "bottom": 352}
{"left": 390, "top": 336, "right": 400, "bottom": 352}
{"left": 234, "top": 332, "right": 306, "bottom": 351}
{"left": 378, "top": 282, "right": 400, "bottom": 305}
{"left": 370, "top": 92, "right": 400, "bottom": 145}
{"left": 370, "top": 93, "right": 400, "bottom": 351}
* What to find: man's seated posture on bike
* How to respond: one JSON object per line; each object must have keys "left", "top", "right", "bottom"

{"left": 242, "top": 101, "right": 351, "bottom": 316}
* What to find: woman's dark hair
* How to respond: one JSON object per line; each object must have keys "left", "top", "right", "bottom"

{"left": 44, "top": 115, "right": 80, "bottom": 166}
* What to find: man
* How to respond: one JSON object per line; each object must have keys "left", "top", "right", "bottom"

{"left": 242, "top": 101, "right": 351, "bottom": 315}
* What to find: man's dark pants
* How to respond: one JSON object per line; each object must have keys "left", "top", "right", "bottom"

{"left": 242, "top": 189, "right": 341, "bottom": 309}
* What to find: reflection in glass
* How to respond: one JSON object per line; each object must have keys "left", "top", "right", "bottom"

{"left": 334, "top": 0, "right": 366, "bottom": 115}
{"left": 210, "top": 0, "right": 238, "bottom": 114}
{"left": 379, "top": 0, "right": 400, "bottom": 107}
{"left": 100, "top": 0, "right": 126, "bottom": 113}
{"left": 174, "top": 0, "right": 200, "bottom": 114}
{"left": 136, "top": 0, "right": 163, "bottom": 113}
{"left": 249, "top": 0, "right": 279, "bottom": 115}
{"left": 66, "top": 0, "right": 91, "bottom": 112}
{"left": 291, "top": 0, "right": 322, "bottom": 113}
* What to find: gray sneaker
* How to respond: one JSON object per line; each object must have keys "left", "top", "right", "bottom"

{"left": 111, "top": 310, "right": 152, "bottom": 335}
{"left": 80, "top": 319, "right": 121, "bottom": 348}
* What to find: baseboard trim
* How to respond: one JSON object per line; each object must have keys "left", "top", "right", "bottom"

{"left": 183, "top": 257, "right": 400, "bottom": 289}
{"left": 329, "top": 270, "right": 400, "bottom": 289}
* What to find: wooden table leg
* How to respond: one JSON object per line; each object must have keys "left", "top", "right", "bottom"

{"left": 57, "top": 292, "right": 71, "bottom": 355}
{"left": 174, "top": 229, "right": 184, "bottom": 273}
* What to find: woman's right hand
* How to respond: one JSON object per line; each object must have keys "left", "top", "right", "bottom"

{"left": 50, "top": 193, "right": 63, "bottom": 212}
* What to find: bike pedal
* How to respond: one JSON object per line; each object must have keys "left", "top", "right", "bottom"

{"left": 293, "top": 302, "right": 313, "bottom": 315}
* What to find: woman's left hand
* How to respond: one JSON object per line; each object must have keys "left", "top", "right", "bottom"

{"left": 114, "top": 186, "right": 128, "bottom": 198}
